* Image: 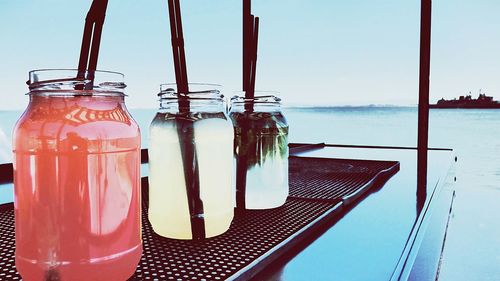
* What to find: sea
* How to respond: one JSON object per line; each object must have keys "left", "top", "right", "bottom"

{"left": 3, "top": 106, "right": 497, "bottom": 191}
{"left": 0, "top": 107, "right": 499, "bottom": 280}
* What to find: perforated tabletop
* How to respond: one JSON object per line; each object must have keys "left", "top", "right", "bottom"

{"left": 0, "top": 156, "right": 399, "bottom": 281}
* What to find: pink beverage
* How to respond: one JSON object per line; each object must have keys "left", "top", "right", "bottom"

{"left": 13, "top": 70, "right": 142, "bottom": 281}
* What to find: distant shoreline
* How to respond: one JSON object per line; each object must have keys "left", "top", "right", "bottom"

{"left": 282, "top": 105, "right": 417, "bottom": 109}
{"left": 0, "top": 105, "right": 418, "bottom": 112}
{"left": 3, "top": 105, "right": 500, "bottom": 112}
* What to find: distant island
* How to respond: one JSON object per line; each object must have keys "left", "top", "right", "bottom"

{"left": 431, "top": 92, "right": 500, "bottom": 109}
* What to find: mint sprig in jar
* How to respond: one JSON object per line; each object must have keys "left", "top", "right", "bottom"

{"left": 229, "top": 93, "right": 289, "bottom": 210}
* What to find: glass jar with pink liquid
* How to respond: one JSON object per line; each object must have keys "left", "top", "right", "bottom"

{"left": 13, "top": 69, "right": 142, "bottom": 281}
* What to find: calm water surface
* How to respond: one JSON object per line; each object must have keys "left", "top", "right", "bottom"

{"left": 0, "top": 107, "right": 499, "bottom": 280}
{"left": 1, "top": 107, "right": 499, "bottom": 192}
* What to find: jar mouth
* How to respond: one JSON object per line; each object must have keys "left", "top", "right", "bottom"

{"left": 231, "top": 92, "right": 281, "bottom": 104}
{"left": 158, "top": 83, "right": 223, "bottom": 100}
{"left": 28, "top": 69, "right": 126, "bottom": 95}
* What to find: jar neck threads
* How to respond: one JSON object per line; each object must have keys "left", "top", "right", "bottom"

{"left": 230, "top": 94, "right": 282, "bottom": 113}
{"left": 27, "top": 69, "right": 126, "bottom": 96}
{"left": 158, "top": 83, "right": 224, "bottom": 113}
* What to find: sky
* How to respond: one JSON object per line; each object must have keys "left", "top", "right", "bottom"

{"left": 0, "top": 0, "right": 499, "bottom": 109}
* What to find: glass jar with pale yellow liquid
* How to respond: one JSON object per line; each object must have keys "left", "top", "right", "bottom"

{"left": 148, "top": 84, "right": 234, "bottom": 240}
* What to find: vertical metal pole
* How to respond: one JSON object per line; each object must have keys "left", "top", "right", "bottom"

{"left": 417, "top": 0, "right": 431, "bottom": 212}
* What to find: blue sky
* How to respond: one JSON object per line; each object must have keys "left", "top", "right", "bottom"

{"left": 0, "top": 0, "right": 499, "bottom": 109}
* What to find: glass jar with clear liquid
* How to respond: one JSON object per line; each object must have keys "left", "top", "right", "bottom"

{"left": 230, "top": 93, "right": 289, "bottom": 210}
{"left": 148, "top": 84, "right": 234, "bottom": 240}
{"left": 13, "top": 69, "right": 142, "bottom": 281}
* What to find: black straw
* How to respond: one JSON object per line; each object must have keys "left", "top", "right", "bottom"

{"left": 174, "top": 0, "right": 189, "bottom": 94}
{"left": 167, "top": 0, "right": 183, "bottom": 92}
{"left": 248, "top": 17, "right": 259, "bottom": 104}
{"left": 77, "top": 0, "right": 109, "bottom": 89}
{"left": 167, "top": 0, "right": 205, "bottom": 239}
{"left": 237, "top": 0, "right": 261, "bottom": 211}
{"left": 168, "top": 0, "right": 190, "bottom": 111}
{"left": 243, "top": 0, "right": 251, "bottom": 92}
{"left": 243, "top": 1, "right": 260, "bottom": 112}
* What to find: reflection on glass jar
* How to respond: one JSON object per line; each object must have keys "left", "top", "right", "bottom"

{"left": 13, "top": 69, "right": 142, "bottom": 281}
{"left": 148, "top": 84, "right": 234, "bottom": 240}
{"left": 230, "top": 93, "right": 289, "bottom": 210}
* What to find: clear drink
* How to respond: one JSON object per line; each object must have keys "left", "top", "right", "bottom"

{"left": 230, "top": 94, "right": 289, "bottom": 209}
{"left": 13, "top": 70, "right": 142, "bottom": 281}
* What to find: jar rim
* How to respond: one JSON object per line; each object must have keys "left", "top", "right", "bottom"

{"left": 29, "top": 69, "right": 124, "bottom": 78}
{"left": 233, "top": 90, "right": 280, "bottom": 96}
{"left": 231, "top": 92, "right": 282, "bottom": 104}
{"left": 27, "top": 69, "right": 126, "bottom": 95}
{"left": 158, "top": 83, "right": 223, "bottom": 100}
{"left": 160, "top": 82, "right": 222, "bottom": 90}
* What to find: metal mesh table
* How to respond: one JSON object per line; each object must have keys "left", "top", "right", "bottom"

{"left": 0, "top": 157, "right": 399, "bottom": 281}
